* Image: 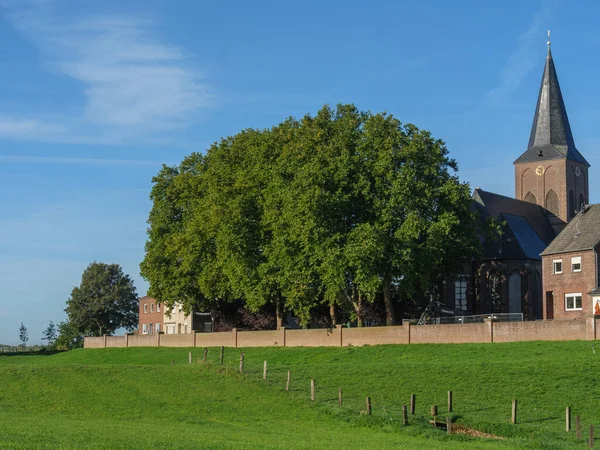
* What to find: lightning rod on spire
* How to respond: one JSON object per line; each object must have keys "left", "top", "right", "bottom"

{"left": 547, "top": 29, "right": 551, "bottom": 47}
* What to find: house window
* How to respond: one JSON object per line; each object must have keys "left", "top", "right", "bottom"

{"left": 143, "top": 303, "right": 148, "bottom": 313}
{"left": 142, "top": 324, "right": 148, "bottom": 334}
{"left": 157, "top": 303, "right": 161, "bottom": 312}
{"left": 565, "top": 293, "right": 583, "bottom": 311}
{"left": 178, "top": 304, "right": 183, "bottom": 313}
{"left": 454, "top": 276, "right": 467, "bottom": 311}
{"left": 156, "top": 323, "right": 161, "bottom": 333}
{"left": 553, "top": 260, "right": 563, "bottom": 274}
{"left": 571, "top": 256, "right": 582, "bottom": 273}
{"left": 150, "top": 303, "right": 154, "bottom": 313}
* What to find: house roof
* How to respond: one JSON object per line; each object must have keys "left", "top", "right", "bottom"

{"left": 503, "top": 213, "right": 548, "bottom": 260}
{"left": 590, "top": 288, "right": 600, "bottom": 295}
{"left": 514, "top": 46, "right": 589, "bottom": 167}
{"left": 541, "top": 204, "right": 600, "bottom": 256}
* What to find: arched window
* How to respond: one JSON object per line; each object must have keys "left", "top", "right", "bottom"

{"left": 489, "top": 271, "right": 502, "bottom": 313}
{"left": 508, "top": 272, "right": 522, "bottom": 315}
{"left": 524, "top": 191, "right": 537, "bottom": 205}
{"left": 569, "top": 191, "right": 575, "bottom": 219}
{"left": 454, "top": 275, "right": 468, "bottom": 311}
{"left": 579, "top": 194, "right": 585, "bottom": 212}
{"left": 545, "top": 189, "right": 559, "bottom": 216}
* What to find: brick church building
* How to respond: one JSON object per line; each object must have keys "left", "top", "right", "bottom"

{"left": 440, "top": 40, "right": 595, "bottom": 320}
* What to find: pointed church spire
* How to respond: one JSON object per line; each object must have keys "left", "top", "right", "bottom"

{"left": 514, "top": 33, "right": 589, "bottom": 166}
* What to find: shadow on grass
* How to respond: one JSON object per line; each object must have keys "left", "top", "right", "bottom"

{"left": 0, "top": 349, "right": 65, "bottom": 357}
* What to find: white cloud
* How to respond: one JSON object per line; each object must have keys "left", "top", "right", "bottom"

{"left": 0, "top": 1, "right": 212, "bottom": 143}
{"left": 487, "top": 0, "right": 558, "bottom": 106}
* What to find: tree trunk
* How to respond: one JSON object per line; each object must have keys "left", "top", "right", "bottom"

{"left": 352, "top": 289, "right": 364, "bottom": 327}
{"left": 275, "top": 297, "right": 284, "bottom": 330}
{"left": 330, "top": 304, "right": 338, "bottom": 326}
{"left": 383, "top": 277, "right": 396, "bottom": 326}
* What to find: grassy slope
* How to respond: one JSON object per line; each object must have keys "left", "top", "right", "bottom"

{"left": 1, "top": 341, "right": 598, "bottom": 449}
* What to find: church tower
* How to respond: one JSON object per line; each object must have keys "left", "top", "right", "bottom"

{"left": 514, "top": 36, "right": 590, "bottom": 223}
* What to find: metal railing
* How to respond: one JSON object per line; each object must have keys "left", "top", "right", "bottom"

{"left": 412, "top": 313, "right": 524, "bottom": 325}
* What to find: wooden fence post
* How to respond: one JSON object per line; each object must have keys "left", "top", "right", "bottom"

{"left": 366, "top": 397, "right": 372, "bottom": 415}
{"left": 263, "top": 361, "right": 267, "bottom": 380}
{"left": 577, "top": 416, "right": 582, "bottom": 440}
{"left": 402, "top": 405, "right": 408, "bottom": 425}
{"left": 448, "top": 391, "right": 453, "bottom": 413}
{"left": 431, "top": 405, "right": 438, "bottom": 424}
{"left": 310, "top": 379, "right": 315, "bottom": 401}
{"left": 220, "top": 346, "right": 224, "bottom": 365}
{"left": 188, "top": 352, "right": 192, "bottom": 364}
{"left": 590, "top": 424, "right": 595, "bottom": 448}
{"left": 410, "top": 394, "right": 415, "bottom": 414}
{"left": 511, "top": 399, "right": 517, "bottom": 424}
{"left": 171, "top": 359, "right": 174, "bottom": 366}
{"left": 239, "top": 352, "right": 244, "bottom": 373}
{"left": 566, "top": 406, "right": 571, "bottom": 432}
{"left": 203, "top": 347, "right": 208, "bottom": 362}
{"left": 286, "top": 370, "right": 291, "bottom": 391}
{"left": 447, "top": 416, "right": 452, "bottom": 434}
{"left": 338, "top": 388, "right": 342, "bottom": 407}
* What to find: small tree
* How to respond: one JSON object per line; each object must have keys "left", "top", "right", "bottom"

{"left": 65, "top": 262, "right": 139, "bottom": 336}
{"left": 19, "top": 322, "right": 29, "bottom": 348}
{"left": 54, "top": 321, "right": 83, "bottom": 350}
{"left": 42, "top": 321, "right": 57, "bottom": 347}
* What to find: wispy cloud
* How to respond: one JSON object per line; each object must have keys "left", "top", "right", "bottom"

{"left": 0, "top": 154, "right": 168, "bottom": 166}
{"left": 487, "top": 0, "right": 558, "bottom": 106}
{"left": 0, "top": 0, "right": 212, "bottom": 144}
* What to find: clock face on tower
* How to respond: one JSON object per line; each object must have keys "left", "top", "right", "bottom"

{"left": 535, "top": 165, "right": 545, "bottom": 176}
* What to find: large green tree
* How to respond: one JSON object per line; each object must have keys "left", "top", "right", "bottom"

{"left": 141, "top": 104, "right": 482, "bottom": 327}
{"left": 65, "top": 262, "right": 138, "bottom": 336}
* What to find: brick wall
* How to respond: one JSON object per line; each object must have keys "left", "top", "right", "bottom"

{"left": 493, "top": 319, "right": 589, "bottom": 342}
{"left": 342, "top": 326, "right": 408, "bottom": 346}
{"left": 84, "top": 336, "right": 105, "bottom": 348}
{"left": 514, "top": 160, "right": 587, "bottom": 223}
{"left": 196, "top": 331, "right": 236, "bottom": 348}
{"left": 84, "top": 318, "right": 600, "bottom": 349}
{"left": 105, "top": 336, "right": 126, "bottom": 348}
{"left": 128, "top": 334, "right": 157, "bottom": 347}
{"left": 160, "top": 333, "right": 194, "bottom": 347}
{"left": 542, "top": 249, "right": 597, "bottom": 319}
{"left": 410, "top": 323, "right": 490, "bottom": 344}
{"left": 286, "top": 327, "right": 341, "bottom": 347}
{"left": 237, "top": 330, "right": 284, "bottom": 347}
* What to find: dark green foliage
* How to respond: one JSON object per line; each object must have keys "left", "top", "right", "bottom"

{"left": 141, "top": 104, "right": 484, "bottom": 326}
{"left": 54, "top": 321, "right": 83, "bottom": 350}
{"left": 18, "top": 322, "right": 28, "bottom": 347}
{"left": 65, "top": 262, "right": 138, "bottom": 336}
{"left": 42, "top": 321, "right": 57, "bottom": 347}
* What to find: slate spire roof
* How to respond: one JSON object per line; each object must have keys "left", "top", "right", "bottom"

{"left": 514, "top": 43, "right": 589, "bottom": 166}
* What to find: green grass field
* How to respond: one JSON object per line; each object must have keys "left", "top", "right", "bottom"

{"left": 1, "top": 341, "right": 598, "bottom": 449}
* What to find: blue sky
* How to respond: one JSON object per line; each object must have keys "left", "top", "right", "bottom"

{"left": 1, "top": 0, "right": 599, "bottom": 344}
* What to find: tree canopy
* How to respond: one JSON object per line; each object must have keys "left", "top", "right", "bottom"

{"left": 65, "top": 262, "right": 138, "bottom": 336}
{"left": 141, "top": 104, "right": 483, "bottom": 327}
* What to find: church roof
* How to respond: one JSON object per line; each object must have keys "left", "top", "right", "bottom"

{"left": 473, "top": 188, "right": 558, "bottom": 245}
{"left": 540, "top": 204, "right": 600, "bottom": 256}
{"left": 514, "top": 46, "right": 589, "bottom": 167}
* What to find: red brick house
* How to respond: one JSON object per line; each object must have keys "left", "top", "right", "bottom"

{"left": 541, "top": 204, "right": 600, "bottom": 319}
{"left": 138, "top": 296, "right": 163, "bottom": 334}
